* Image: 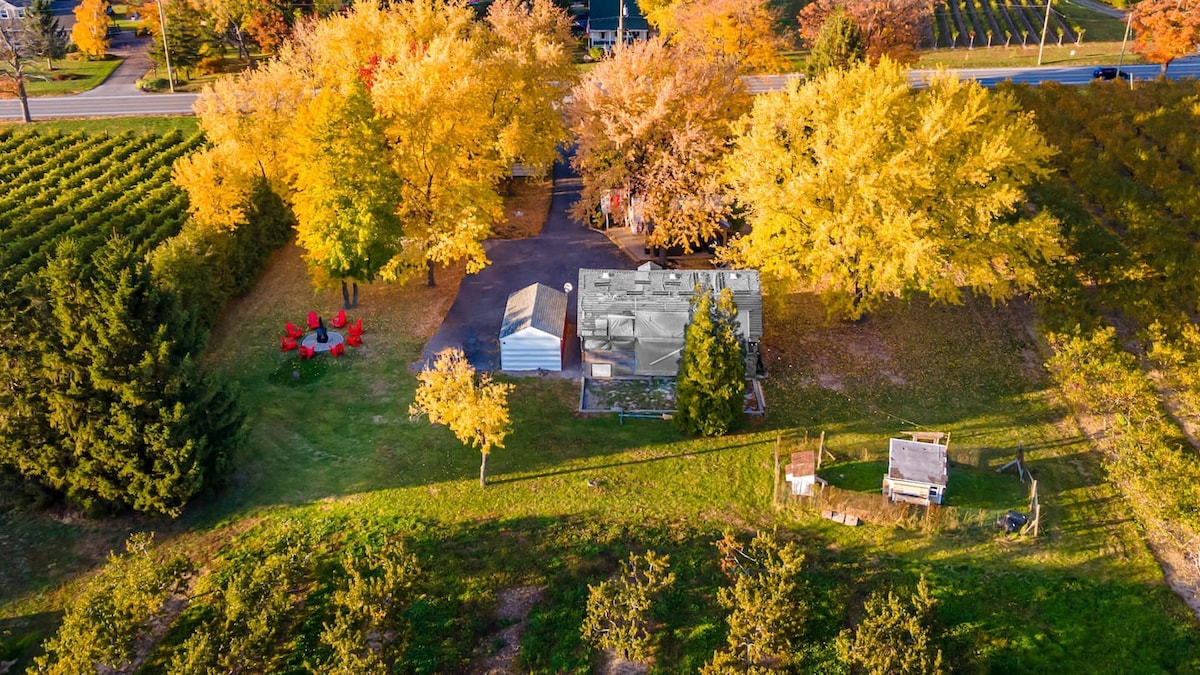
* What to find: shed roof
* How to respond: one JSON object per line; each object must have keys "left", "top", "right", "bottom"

{"left": 788, "top": 450, "right": 816, "bottom": 477}
{"left": 501, "top": 283, "right": 567, "bottom": 340}
{"left": 887, "top": 439, "right": 948, "bottom": 486}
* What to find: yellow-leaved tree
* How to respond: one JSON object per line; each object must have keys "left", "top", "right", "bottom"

{"left": 410, "top": 348, "right": 513, "bottom": 487}
{"left": 647, "top": 0, "right": 788, "bottom": 74}
{"left": 71, "top": 0, "right": 110, "bottom": 60}
{"left": 724, "top": 59, "right": 1061, "bottom": 320}
{"left": 174, "top": 0, "right": 575, "bottom": 296}
{"left": 568, "top": 37, "right": 750, "bottom": 264}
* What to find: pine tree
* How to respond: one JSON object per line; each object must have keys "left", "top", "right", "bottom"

{"left": 805, "top": 6, "right": 865, "bottom": 76}
{"left": 581, "top": 551, "right": 676, "bottom": 662}
{"left": 25, "top": 238, "right": 243, "bottom": 515}
{"left": 836, "top": 577, "right": 945, "bottom": 675}
{"left": 23, "top": 0, "right": 68, "bottom": 71}
{"left": 674, "top": 286, "right": 745, "bottom": 437}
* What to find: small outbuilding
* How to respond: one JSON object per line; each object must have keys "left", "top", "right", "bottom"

{"left": 785, "top": 450, "right": 826, "bottom": 497}
{"left": 882, "top": 438, "right": 949, "bottom": 505}
{"left": 500, "top": 282, "right": 568, "bottom": 372}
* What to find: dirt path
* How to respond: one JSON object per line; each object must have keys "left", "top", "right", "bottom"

{"left": 473, "top": 586, "right": 544, "bottom": 674}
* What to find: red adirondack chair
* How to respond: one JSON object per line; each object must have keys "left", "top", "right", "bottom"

{"left": 307, "top": 311, "right": 320, "bottom": 330}
{"left": 331, "top": 342, "right": 345, "bottom": 358}
{"left": 331, "top": 309, "right": 347, "bottom": 329}
{"left": 347, "top": 318, "right": 364, "bottom": 337}
{"left": 299, "top": 345, "right": 315, "bottom": 360}
{"left": 281, "top": 336, "right": 298, "bottom": 352}
{"left": 286, "top": 321, "right": 304, "bottom": 339}
{"left": 346, "top": 333, "right": 362, "bottom": 347}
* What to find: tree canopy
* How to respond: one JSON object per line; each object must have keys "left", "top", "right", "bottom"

{"left": 176, "top": 0, "right": 574, "bottom": 288}
{"left": 1131, "top": 0, "right": 1200, "bottom": 76}
{"left": 409, "top": 347, "right": 513, "bottom": 487}
{"left": 675, "top": 286, "right": 745, "bottom": 437}
{"left": 567, "top": 37, "right": 750, "bottom": 261}
{"left": 643, "top": 0, "right": 788, "bottom": 74}
{"left": 805, "top": 6, "right": 865, "bottom": 76}
{"left": 71, "top": 0, "right": 110, "bottom": 59}
{"left": 798, "top": 0, "right": 930, "bottom": 64}
{"left": 724, "top": 59, "right": 1061, "bottom": 320}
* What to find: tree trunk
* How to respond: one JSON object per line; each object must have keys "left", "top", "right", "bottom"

{"left": 426, "top": 260, "right": 436, "bottom": 287}
{"left": 351, "top": 282, "right": 358, "bottom": 308}
{"left": 46, "top": 56, "right": 54, "bottom": 71}
{"left": 479, "top": 452, "right": 488, "bottom": 487}
{"left": 341, "top": 280, "right": 350, "bottom": 310}
{"left": 16, "top": 78, "right": 30, "bottom": 123}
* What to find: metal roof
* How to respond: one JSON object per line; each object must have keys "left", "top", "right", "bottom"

{"left": 887, "top": 439, "right": 948, "bottom": 486}
{"left": 576, "top": 268, "right": 763, "bottom": 341}
{"left": 500, "top": 283, "right": 567, "bottom": 340}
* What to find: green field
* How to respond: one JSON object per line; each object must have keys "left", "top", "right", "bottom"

{"left": 0, "top": 116, "right": 201, "bottom": 136}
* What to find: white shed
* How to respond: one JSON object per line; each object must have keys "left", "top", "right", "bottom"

{"left": 500, "top": 283, "right": 568, "bottom": 371}
{"left": 882, "top": 438, "right": 949, "bottom": 505}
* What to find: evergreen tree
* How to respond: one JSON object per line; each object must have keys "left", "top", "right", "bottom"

{"left": 148, "top": 1, "right": 208, "bottom": 82}
{"left": 805, "top": 6, "right": 864, "bottom": 76}
{"left": 836, "top": 577, "right": 944, "bottom": 675}
{"left": 23, "top": 0, "right": 68, "bottom": 71}
{"left": 20, "top": 238, "right": 243, "bottom": 515}
{"left": 674, "top": 286, "right": 745, "bottom": 437}
{"left": 704, "top": 531, "right": 808, "bottom": 672}
{"left": 581, "top": 551, "right": 676, "bottom": 662}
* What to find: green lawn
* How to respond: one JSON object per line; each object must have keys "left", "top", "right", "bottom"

{"left": 22, "top": 58, "right": 123, "bottom": 97}
{"left": 0, "top": 116, "right": 200, "bottom": 135}
{"left": 2, "top": 243, "right": 1195, "bottom": 671}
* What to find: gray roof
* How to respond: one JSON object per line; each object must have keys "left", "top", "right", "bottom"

{"left": 577, "top": 267, "right": 762, "bottom": 341}
{"left": 501, "top": 283, "right": 568, "bottom": 340}
{"left": 587, "top": 0, "right": 649, "bottom": 31}
{"left": 887, "top": 439, "right": 948, "bottom": 486}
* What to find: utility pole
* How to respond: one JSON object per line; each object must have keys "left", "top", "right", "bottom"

{"left": 1036, "top": 0, "right": 1052, "bottom": 65}
{"left": 1117, "top": 8, "right": 1133, "bottom": 89}
{"left": 156, "top": 0, "right": 175, "bottom": 92}
{"left": 617, "top": 0, "right": 625, "bottom": 50}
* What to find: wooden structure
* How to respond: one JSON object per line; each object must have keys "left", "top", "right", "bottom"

{"left": 785, "top": 450, "right": 827, "bottom": 497}
{"left": 882, "top": 436, "right": 949, "bottom": 506}
{"left": 576, "top": 263, "right": 763, "bottom": 379}
{"left": 499, "top": 283, "right": 568, "bottom": 372}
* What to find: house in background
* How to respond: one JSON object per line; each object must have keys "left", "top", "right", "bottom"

{"left": 576, "top": 263, "right": 762, "bottom": 379}
{"left": 499, "top": 282, "right": 568, "bottom": 372}
{"left": 0, "top": 0, "right": 28, "bottom": 20}
{"left": 586, "top": 0, "right": 649, "bottom": 51}
{"left": 882, "top": 437, "right": 949, "bottom": 505}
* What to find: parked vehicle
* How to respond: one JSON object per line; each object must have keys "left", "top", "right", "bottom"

{"left": 1093, "top": 67, "right": 1132, "bottom": 81}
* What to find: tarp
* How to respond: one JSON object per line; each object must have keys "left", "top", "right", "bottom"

{"left": 635, "top": 310, "right": 688, "bottom": 339}
{"left": 635, "top": 339, "right": 683, "bottom": 375}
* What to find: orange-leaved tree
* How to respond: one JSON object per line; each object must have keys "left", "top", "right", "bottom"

{"left": 644, "top": 0, "right": 788, "bottom": 74}
{"left": 567, "top": 37, "right": 750, "bottom": 264}
{"left": 798, "top": 0, "right": 930, "bottom": 65}
{"left": 410, "top": 348, "right": 513, "bottom": 487}
{"left": 71, "top": 0, "right": 110, "bottom": 60}
{"left": 1131, "top": 0, "right": 1200, "bottom": 76}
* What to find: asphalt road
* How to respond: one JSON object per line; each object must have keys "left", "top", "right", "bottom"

{"left": 420, "top": 157, "right": 630, "bottom": 375}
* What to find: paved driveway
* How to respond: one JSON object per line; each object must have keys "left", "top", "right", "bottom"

{"left": 421, "top": 158, "right": 632, "bottom": 375}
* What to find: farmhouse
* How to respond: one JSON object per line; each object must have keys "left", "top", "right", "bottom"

{"left": 585, "top": 0, "right": 649, "bottom": 51}
{"left": 499, "top": 282, "right": 568, "bottom": 372}
{"left": 576, "top": 263, "right": 762, "bottom": 379}
{"left": 882, "top": 437, "right": 949, "bottom": 505}
{"left": 0, "top": 0, "right": 27, "bottom": 20}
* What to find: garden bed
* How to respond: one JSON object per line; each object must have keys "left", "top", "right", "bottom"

{"left": 578, "top": 376, "right": 765, "bottom": 414}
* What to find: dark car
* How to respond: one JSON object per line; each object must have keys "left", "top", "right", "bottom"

{"left": 1093, "top": 67, "right": 1132, "bottom": 81}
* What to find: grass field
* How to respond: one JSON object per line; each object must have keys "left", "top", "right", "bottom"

{"left": 22, "top": 58, "right": 123, "bottom": 97}
{"left": 2, "top": 226, "right": 1197, "bottom": 670}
